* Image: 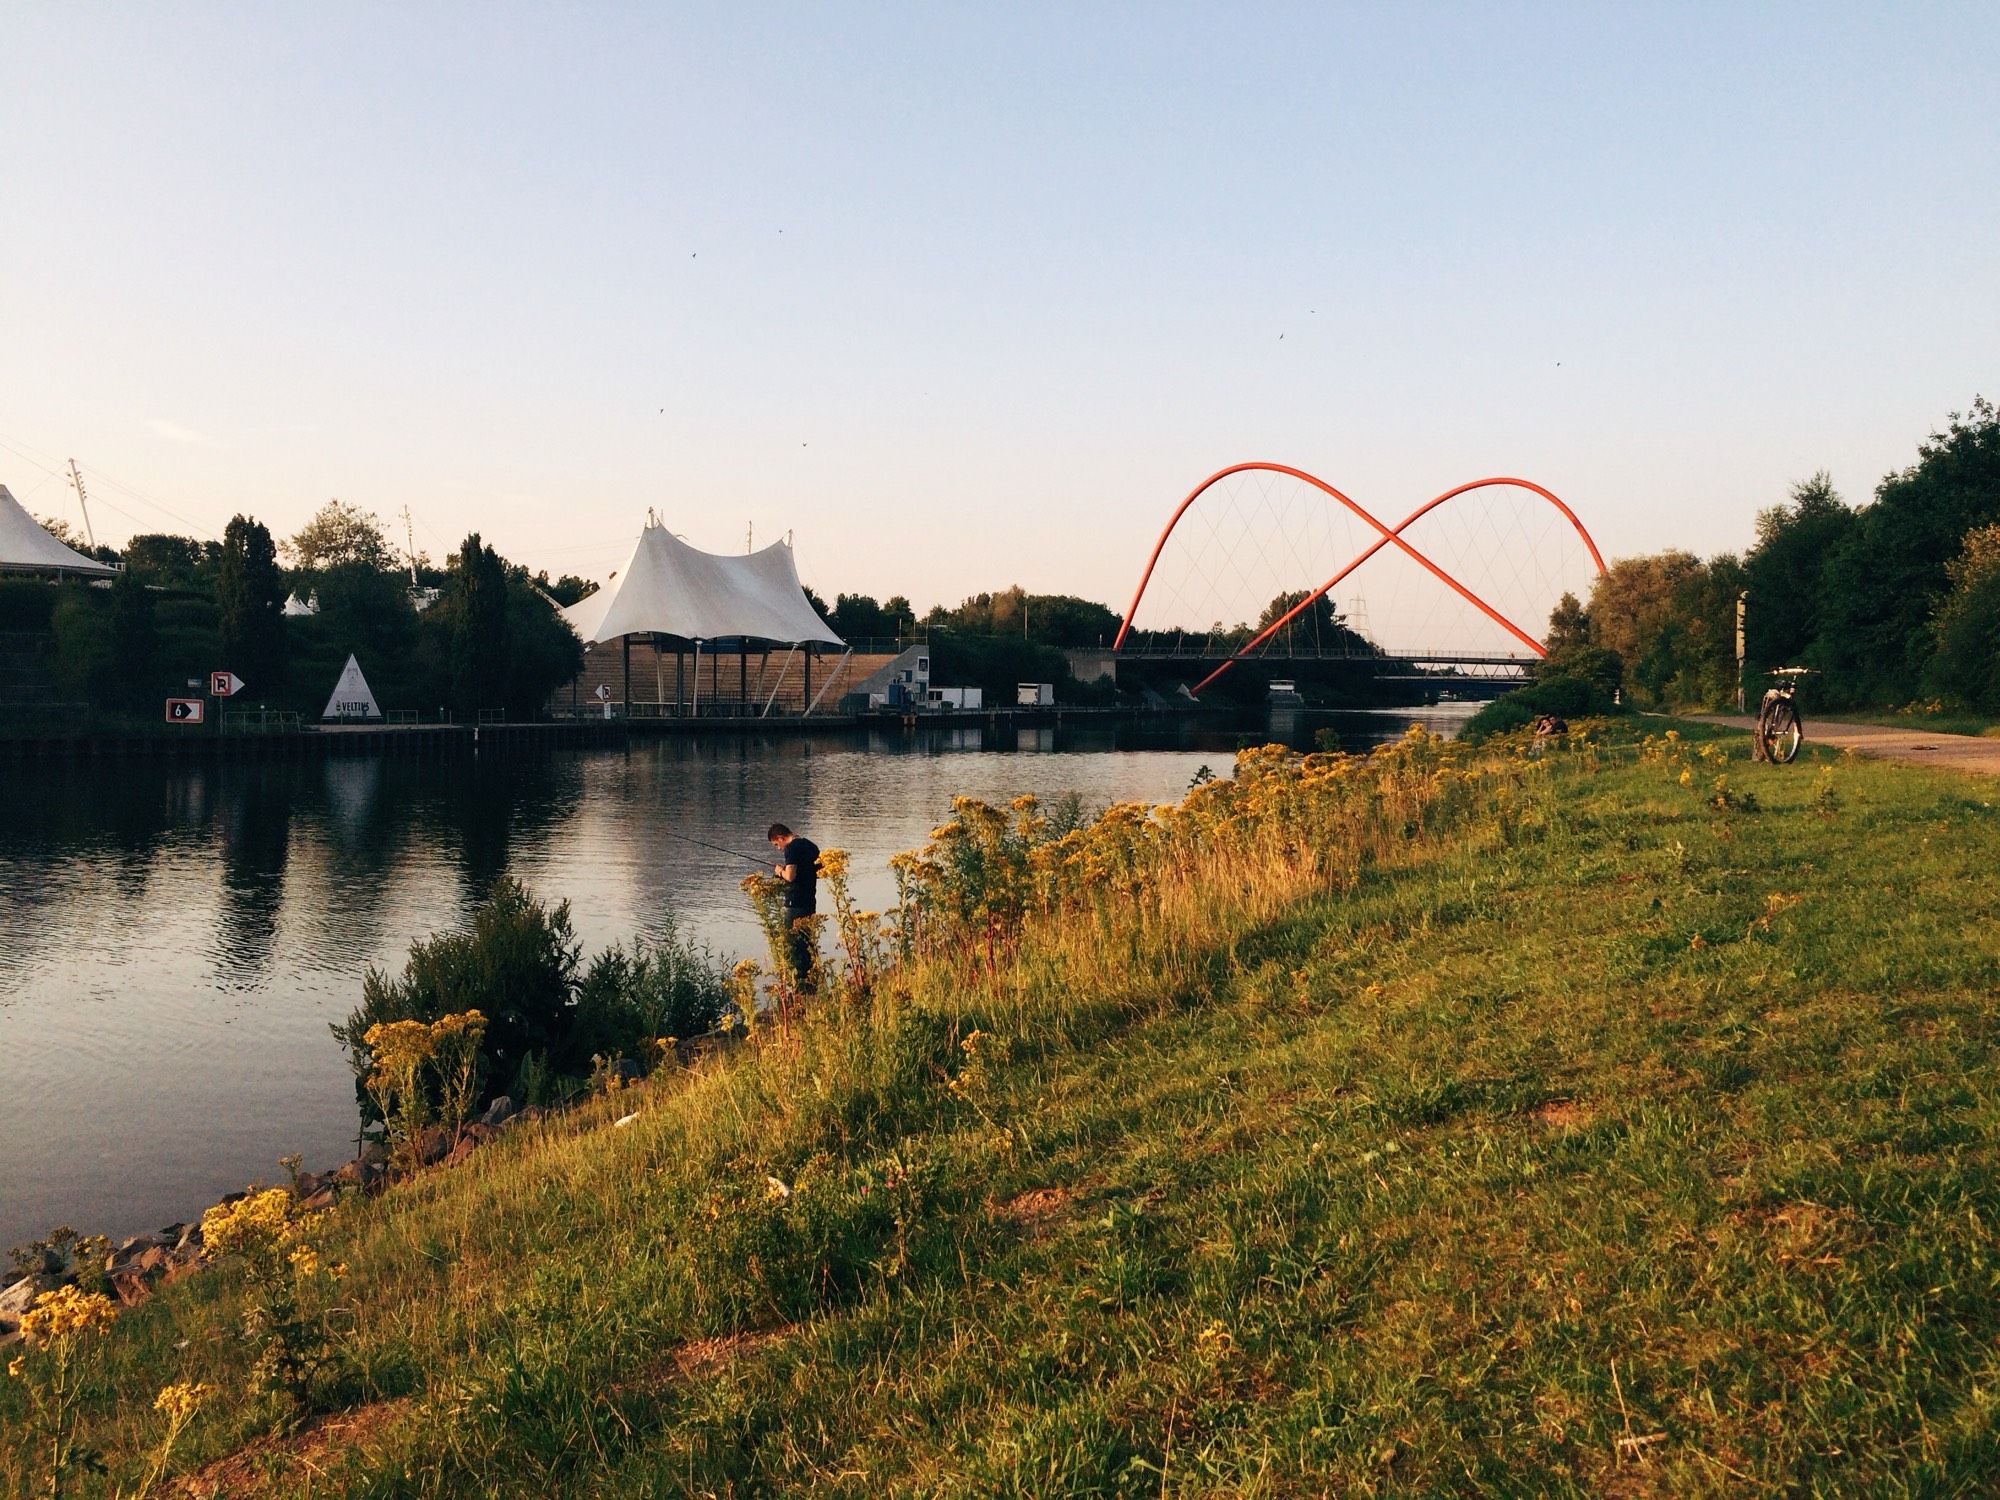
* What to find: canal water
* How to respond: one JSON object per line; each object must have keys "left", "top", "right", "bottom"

{"left": 0, "top": 704, "right": 1473, "bottom": 1250}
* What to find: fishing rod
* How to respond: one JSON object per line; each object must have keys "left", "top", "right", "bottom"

{"left": 659, "top": 828, "right": 773, "bottom": 867}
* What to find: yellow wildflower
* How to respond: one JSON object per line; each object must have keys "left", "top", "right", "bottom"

{"left": 18, "top": 1284, "right": 118, "bottom": 1347}
{"left": 154, "top": 1380, "right": 215, "bottom": 1423}
{"left": 202, "top": 1187, "right": 297, "bottom": 1255}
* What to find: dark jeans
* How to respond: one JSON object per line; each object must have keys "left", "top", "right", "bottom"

{"left": 786, "top": 912, "right": 816, "bottom": 990}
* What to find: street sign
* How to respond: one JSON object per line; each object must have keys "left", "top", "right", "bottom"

{"left": 165, "top": 698, "right": 206, "bottom": 724}
{"left": 210, "top": 670, "right": 246, "bottom": 698}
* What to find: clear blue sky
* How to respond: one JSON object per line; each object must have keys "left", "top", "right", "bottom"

{"left": 3, "top": 3, "right": 1995, "bottom": 622}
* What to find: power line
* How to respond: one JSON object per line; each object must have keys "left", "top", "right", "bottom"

{"left": 0, "top": 430, "right": 220, "bottom": 540}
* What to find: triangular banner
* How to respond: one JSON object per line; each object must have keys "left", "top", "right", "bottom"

{"left": 322, "top": 654, "right": 384, "bottom": 720}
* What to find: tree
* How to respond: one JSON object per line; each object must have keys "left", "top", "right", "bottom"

{"left": 287, "top": 500, "right": 400, "bottom": 575}
{"left": 121, "top": 533, "right": 214, "bottom": 589}
{"left": 1545, "top": 592, "right": 1590, "bottom": 654}
{"left": 1815, "top": 398, "right": 2000, "bottom": 703}
{"left": 502, "top": 573, "right": 584, "bottom": 719}
{"left": 1741, "top": 472, "right": 1856, "bottom": 676}
{"left": 35, "top": 515, "right": 119, "bottom": 564}
{"left": 1928, "top": 522, "right": 2000, "bottom": 711}
{"left": 534, "top": 571, "right": 596, "bottom": 607}
{"left": 1582, "top": 550, "right": 1745, "bottom": 709}
{"left": 445, "top": 533, "right": 510, "bottom": 715}
{"left": 1253, "top": 590, "right": 1372, "bottom": 656}
{"left": 109, "top": 566, "right": 158, "bottom": 699}
{"left": 213, "top": 515, "right": 287, "bottom": 695}
{"left": 924, "top": 588, "right": 1122, "bottom": 647}
{"left": 1539, "top": 592, "right": 1622, "bottom": 697}
{"left": 296, "top": 561, "right": 423, "bottom": 710}
{"left": 826, "top": 592, "right": 918, "bottom": 643}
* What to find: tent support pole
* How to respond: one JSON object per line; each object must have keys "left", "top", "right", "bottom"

{"left": 653, "top": 634, "right": 665, "bottom": 711}
{"left": 691, "top": 641, "right": 702, "bottom": 717}
{"left": 762, "top": 647, "right": 798, "bottom": 717}
{"left": 803, "top": 649, "right": 812, "bottom": 716}
{"left": 621, "top": 636, "right": 630, "bottom": 712}
{"left": 739, "top": 649, "right": 747, "bottom": 712}
{"left": 804, "top": 647, "right": 848, "bottom": 717}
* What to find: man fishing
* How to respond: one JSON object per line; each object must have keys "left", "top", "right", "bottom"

{"left": 767, "top": 822, "right": 820, "bottom": 990}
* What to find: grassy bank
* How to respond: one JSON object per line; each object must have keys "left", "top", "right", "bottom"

{"left": 8, "top": 725, "right": 2000, "bottom": 1495}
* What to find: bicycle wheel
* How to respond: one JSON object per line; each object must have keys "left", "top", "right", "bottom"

{"left": 1765, "top": 700, "right": 1802, "bottom": 764}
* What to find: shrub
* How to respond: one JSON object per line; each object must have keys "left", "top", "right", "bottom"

{"left": 335, "top": 881, "right": 729, "bottom": 1119}
{"left": 572, "top": 924, "right": 729, "bottom": 1058}
{"left": 0, "top": 579, "right": 57, "bottom": 630}
{"left": 1461, "top": 676, "right": 1622, "bottom": 742}
{"left": 334, "top": 878, "right": 582, "bottom": 1109}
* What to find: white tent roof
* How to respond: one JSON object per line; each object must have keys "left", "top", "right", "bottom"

{"left": 561, "top": 521, "right": 842, "bottom": 647}
{"left": 0, "top": 484, "right": 117, "bottom": 577}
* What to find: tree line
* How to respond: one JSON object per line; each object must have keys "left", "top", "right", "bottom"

{"left": 1541, "top": 396, "right": 2000, "bottom": 714}
{"left": 9, "top": 500, "right": 585, "bottom": 723}
{"left": 21, "top": 490, "right": 1416, "bottom": 720}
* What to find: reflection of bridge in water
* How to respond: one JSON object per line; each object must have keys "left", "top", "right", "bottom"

{"left": 1107, "top": 463, "right": 1606, "bottom": 698}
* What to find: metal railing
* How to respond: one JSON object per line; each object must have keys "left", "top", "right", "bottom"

{"left": 223, "top": 708, "right": 304, "bottom": 735}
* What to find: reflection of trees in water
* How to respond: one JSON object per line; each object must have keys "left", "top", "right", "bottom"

{"left": 0, "top": 765, "right": 209, "bottom": 960}
{"left": 440, "top": 752, "right": 584, "bottom": 897}
{"left": 211, "top": 765, "right": 295, "bottom": 984}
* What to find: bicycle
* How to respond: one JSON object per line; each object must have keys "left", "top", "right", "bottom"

{"left": 1753, "top": 667, "right": 1811, "bottom": 764}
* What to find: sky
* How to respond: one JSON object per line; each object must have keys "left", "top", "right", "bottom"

{"left": 3, "top": 2, "right": 1996, "bottom": 629}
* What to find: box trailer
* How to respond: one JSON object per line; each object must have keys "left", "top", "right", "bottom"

{"left": 1016, "top": 682, "right": 1055, "bottom": 707}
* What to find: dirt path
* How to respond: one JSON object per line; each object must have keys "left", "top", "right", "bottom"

{"left": 1687, "top": 713, "right": 2000, "bottom": 778}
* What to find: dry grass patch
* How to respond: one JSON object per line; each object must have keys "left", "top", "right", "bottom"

{"left": 1533, "top": 1099, "right": 1596, "bottom": 1131}
{"left": 992, "top": 1186, "right": 1076, "bottom": 1229}
{"left": 175, "top": 1399, "right": 408, "bottom": 1499}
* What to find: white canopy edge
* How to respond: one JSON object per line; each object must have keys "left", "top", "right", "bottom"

{"left": 0, "top": 483, "right": 117, "bottom": 576}
{"left": 562, "top": 521, "right": 842, "bottom": 647}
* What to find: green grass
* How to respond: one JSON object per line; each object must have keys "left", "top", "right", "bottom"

{"left": 9, "top": 726, "right": 2000, "bottom": 1495}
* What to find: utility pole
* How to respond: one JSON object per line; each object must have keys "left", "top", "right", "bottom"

{"left": 67, "top": 460, "right": 97, "bottom": 549}
{"left": 1735, "top": 591, "right": 1749, "bottom": 712}
{"left": 400, "top": 506, "right": 419, "bottom": 586}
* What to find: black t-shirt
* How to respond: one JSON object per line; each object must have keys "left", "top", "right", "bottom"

{"left": 782, "top": 837, "right": 820, "bottom": 914}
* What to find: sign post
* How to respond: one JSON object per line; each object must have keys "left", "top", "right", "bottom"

{"left": 209, "top": 669, "right": 244, "bottom": 737}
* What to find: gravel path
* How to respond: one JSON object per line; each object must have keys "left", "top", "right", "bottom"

{"left": 1687, "top": 713, "right": 2000, "bottom": 778}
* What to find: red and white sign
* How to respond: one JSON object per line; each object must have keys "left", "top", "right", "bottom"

{"left": 210, "top": 670, "right": 246, "bottom": 697}
{"left": 165, "top": 698, "right": 206, "bottom": 724}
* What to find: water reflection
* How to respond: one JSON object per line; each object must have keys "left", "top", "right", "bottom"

{"left": 0, "top": 704, "right": 1472, "bottom": 1249}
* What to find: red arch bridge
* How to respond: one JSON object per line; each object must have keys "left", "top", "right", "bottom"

{"left": 1096, "top": 463, "right": 1606, "bottom": 697}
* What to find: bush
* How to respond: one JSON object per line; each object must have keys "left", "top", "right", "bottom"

{"left": 572, "top": 924, "right": 729, "bottom": 1056}
{"left": 334, "top": 881, "right": 729, "bottom": 1118}
{"left": 0, "top": 579, "right": 57, "bottom": 630}
{"left": 334, "top": 878, "right": 583, "bottom": 1108}
{"left": 1461, "top": 675, "right": 1622, "bottom": 742}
